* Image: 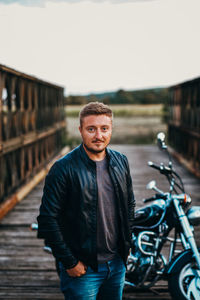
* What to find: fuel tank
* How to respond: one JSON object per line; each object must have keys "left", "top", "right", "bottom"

{"left": 133, "top": 200, "right": 165, "bottom": 227}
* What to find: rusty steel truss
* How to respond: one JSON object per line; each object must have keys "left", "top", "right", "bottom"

{"left": 0, "top": 64, "right": 66, "bottom": 203}
{"left": 168, "top": 77, "right": 200, "bottom": 177}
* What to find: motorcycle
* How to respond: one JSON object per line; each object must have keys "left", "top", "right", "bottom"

{"left": 125, "top": 132, "right": 200, "bottom": 300}
{"left": 31, "top": 132, "right": 200, "bottom": 300}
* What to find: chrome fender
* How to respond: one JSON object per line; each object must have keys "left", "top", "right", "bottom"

{"left": 167, "top": 248, "right": 200, "bottom": 275}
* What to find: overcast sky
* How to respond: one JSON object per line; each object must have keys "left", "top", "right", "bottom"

{"left": 0, "top": 0, "right": 200, "bottom": 95}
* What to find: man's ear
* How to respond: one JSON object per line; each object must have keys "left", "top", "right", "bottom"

{"left": 79, "top": 126, "right": 82, "bottom": 134}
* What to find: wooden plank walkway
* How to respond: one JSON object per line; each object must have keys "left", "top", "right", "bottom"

{"left": 0, "top": 145, "right": 200, "bottom": 300}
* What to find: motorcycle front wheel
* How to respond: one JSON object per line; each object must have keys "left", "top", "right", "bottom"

{"left": 168, "top": 253, "right": 200, "bottom": 300}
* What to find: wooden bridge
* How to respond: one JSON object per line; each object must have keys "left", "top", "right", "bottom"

{"left": 1, "top": 65, "right": 200, "bottom": 299}
{"left": 0, "top": 144, "right": 200, "bottom": 300}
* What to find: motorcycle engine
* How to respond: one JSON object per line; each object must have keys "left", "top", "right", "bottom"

{"left": 126, "top": 231, "right": 163, "bottom": 286}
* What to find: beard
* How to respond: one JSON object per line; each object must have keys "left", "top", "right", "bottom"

{"left": 83, "top": 142, "right": 106, "bottom": 154}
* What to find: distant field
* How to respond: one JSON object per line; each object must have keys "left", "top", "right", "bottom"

{"left": 65, "top": 104, "right": 167, "bottom": 146}
{"left": 65, "top": 104, "right": 164, "bottom": 117}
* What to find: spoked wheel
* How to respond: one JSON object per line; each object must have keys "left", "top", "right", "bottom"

{"left": 179, "top": 262, "right": 200, "bottom": 299}
{"left": 168, "top": 254, "right": 200, "bottom": 300}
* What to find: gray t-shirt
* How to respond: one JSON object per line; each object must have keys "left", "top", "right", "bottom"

{"left": 96, "top": 157, "right": 119, "bottom": 263}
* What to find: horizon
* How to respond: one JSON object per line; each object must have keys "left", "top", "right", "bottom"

{"left": 69, "top": 85, "right": 168, "bottom": 97}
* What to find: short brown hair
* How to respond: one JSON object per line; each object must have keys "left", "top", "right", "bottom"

{"left": 79, "top": 102, "right": 113, "bottom": 126}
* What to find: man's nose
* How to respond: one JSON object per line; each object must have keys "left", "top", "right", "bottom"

{"left": 95, "top": 129, "right": 102, "bottom": 139}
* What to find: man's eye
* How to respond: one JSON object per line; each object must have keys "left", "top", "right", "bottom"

{"left": 88, "top": 128, "right": 94, "bottom": 132}
{"left": 102, "top": 127, "right": 108, "bottom": 131}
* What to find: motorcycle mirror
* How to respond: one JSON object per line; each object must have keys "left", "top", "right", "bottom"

{"left": 157, "top": 132, "right": 167, "bottom": 150}
{"left": 146, "top": 180, "right": 156, "bottom": 190}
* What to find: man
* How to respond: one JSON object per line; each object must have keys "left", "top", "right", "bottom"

{"left": 37, "top": 102, "right": 135, "bottom": 300}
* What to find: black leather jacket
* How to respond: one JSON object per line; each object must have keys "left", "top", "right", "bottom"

{"left": 37, "top": 144, "right": 135, "bottom": 271}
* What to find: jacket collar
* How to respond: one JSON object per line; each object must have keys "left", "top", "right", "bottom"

{"left": 79, "top": 143, "right": 96, "bottom": 167}
{"left": 79, "top": 143, "right": 116, "bottom": 168}
{"left": 106, "top": 147, "right": 117, "bottom": 168}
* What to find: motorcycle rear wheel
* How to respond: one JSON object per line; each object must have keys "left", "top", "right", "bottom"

{"left": 168, "top": 253, "right": 200, "bottom": 300}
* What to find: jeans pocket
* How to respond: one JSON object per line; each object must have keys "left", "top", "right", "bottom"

{"left": 59, "top": 264, "right": 72, "bottom": 293}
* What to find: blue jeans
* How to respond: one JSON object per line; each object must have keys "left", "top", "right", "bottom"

{"left": 59, "top": 256, "right": 126, "bottom": 300}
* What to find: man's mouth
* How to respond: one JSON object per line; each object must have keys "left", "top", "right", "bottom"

{"left": 92, "top": 140, "right": 104, "bottom": 144}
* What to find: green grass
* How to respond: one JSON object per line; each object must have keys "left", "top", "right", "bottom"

{"left": 65, "top": 104, "right": 164, "bottom": 118}
{"left": 64, "top": 104, "right": 167, "bottom": 145}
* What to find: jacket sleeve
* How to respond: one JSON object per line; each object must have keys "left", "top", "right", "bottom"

{"left": 37, "top": 161, "right": 78, "bottom": 270}
{"left": 124, "top": 156, "right": 135, "bottom": 232}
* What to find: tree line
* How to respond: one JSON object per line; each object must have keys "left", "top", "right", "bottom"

{"left": 65, "top": 87, "right": 169, "bottom": 105}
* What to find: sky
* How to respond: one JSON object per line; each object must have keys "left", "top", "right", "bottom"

{"left": 0, "top": 0, "right": 200, "bottom": 95}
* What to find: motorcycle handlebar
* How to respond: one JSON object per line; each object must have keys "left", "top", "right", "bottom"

{"left": 148, "top": 161, "right": 172, "bottom": 175}
{"left": 143, "top": 193, "right": 167, "bottom": 203}
{"left": 148, "top": 161, "right": 160, "bottom": 171}
{"left": 148, "top": 161, "right": 185, "bottom": 193}
{"left": 143, "top": 196, "right": 157, "bottom": 203}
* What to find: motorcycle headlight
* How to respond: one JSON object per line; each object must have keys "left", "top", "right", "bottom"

{"left": 175, "top": 194, "right": 192, "bottom": 206}
{"left": 183, "top": 194, "right": 191, "bottom": 205}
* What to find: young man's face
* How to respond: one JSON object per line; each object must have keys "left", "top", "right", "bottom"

{"left": 79, "top": 114, "right": 112, "bottom": 154}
